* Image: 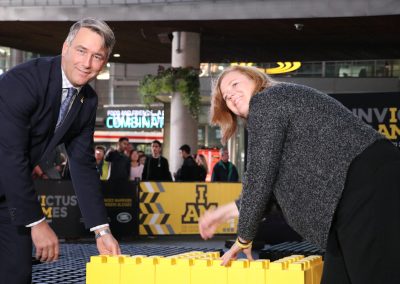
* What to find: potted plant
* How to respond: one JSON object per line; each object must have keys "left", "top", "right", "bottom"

{"left": 138, "top": 66, "right": 200, "bottom": 119}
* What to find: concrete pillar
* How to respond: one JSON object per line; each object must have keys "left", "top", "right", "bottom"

{"left": 108, "top": 63, "right": 115, "bottom": 105}
{"left": 10, "top": 48, "right": 23, "bottom": 68}
{"left": 169, "top": 31, "right": 200, "bottom": 177}
{"left": 163, "top": 102, "right": 171, "bottom": 161}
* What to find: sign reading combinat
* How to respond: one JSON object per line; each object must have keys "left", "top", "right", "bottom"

{"left": 139, "top": 182, "right": 241, "bottom": 235}
{"left": 105, "top": 108, "right": 164, "bottom": 130}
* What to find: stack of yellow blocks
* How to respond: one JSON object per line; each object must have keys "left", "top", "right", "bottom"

{"left": 86, "top": 252, "right": 323, "bottom": 284}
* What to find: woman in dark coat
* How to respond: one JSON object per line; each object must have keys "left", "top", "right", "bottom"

{"left": 199, "top": 65, "right": 400, "bottom": 284}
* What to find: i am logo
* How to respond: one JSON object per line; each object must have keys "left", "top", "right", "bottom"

{"left": 181, "top": 185, "right": 217, "bottom": 223}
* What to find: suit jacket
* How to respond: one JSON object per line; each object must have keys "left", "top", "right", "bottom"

{"left": 0, "top": 56, "right": 107, "bottom": 229}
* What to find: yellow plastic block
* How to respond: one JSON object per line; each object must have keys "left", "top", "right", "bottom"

{"left": 227, "top": 259, "right": 249, "bottom": 284}
{"left": 267, "top": 255, "right": 305, "bottom": 284}
{"left": 311, "top": 256, "right": 324, "bottom": 284}
{"left": 248, "top": 260, "right": 269, "bottom": 284}
{"left": 120, "top": 255, "right": 160, "bottom": 284}
{"left": 205, "top": 251, "right": 221, "bottom": 259}
{"left": 210, "top": 259, "right": 230, "bottom": 284}
{"left": 86, "top": 255, "right": 108, "bottom": 284}
{"left": 155, "top": 257, "right": 177, "bottom": 284}
{"left": 120, "top": 256, "right": 139, "bottom": 284}
{"left": 301, "top": 256, "right": 323, "bottom": 284}
{"left": 191, "top": 258, "right": 213, "bottom": 284}
{"left": 286, "top": 261, "right": 312, "bottom": 284}
{"left": 268, "top": 255, "right": 324, "bottom": 284}
{"left": 86, "top": 255, "right": 124, "bottom": 284}
{"left": 175, "top": 258, "right": 194, "bottom": 284}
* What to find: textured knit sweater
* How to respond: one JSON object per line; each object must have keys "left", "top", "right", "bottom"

{"left": 237, "top": 82, "right": 384, "bottom": 249}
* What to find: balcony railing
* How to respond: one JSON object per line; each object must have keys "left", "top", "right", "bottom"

{"left": 0, "top": 0, "right": 227, "bottom": 6}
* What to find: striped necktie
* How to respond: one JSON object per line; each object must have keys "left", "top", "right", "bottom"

{"left": 56, "top": 87, "right": 77, "bottom": 128}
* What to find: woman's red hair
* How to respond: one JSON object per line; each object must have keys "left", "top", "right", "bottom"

{"left": 210, "top": 66, "right": 275, "bottom": 144}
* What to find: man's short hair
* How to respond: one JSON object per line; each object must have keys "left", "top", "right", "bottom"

{"left": 219, "top": 147, "right": 228, "bottom": 155}
{"left": 179, "top": 144, "right": 191, "bottom": 154}
{"left": 152, "top": 140, "right": 162, "bottom": 147}
{"left": 95, "top": 145, "right": 106, "bottom": 153}
{"left": 119, "top": 137, "right": 129, "bottom": 143}
{"left": 66, "top": 18, "right": 115, "bottom": 58}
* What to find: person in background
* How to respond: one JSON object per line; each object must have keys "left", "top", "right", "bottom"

{"left": 174, "top": 144, "right": 198, "bottom": 181}
{"left": 124, "top": 142, "right": 133, "bottom": 157}
{"left": 0, "top": 18, "right": 120, "bottom": 283}
{"left": 211, "top": 147, "right": 239, "bottom": 182}
{"left": 129, "top": 149, "right": 144, "bottom": 181}
{"left": 142, "top": 140, "right": 172, "bottom": 181}
{"left": 95, "top": 145, "right": 109, "bottom": 180}
{"left": 105, "top": 137, "right": 131, "bottom": 181}
{"left": 138, "top": 153, "right": 147, "bottom": 166}
{"left": 199, "top": 65, "right": 400, "bottom": 284}
{"left": 195, "top": 154, "right": 208, "bottom": 181}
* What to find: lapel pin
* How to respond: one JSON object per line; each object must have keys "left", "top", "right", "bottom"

{"left": 80, "top": 96, "right": 84, "bottom": 104}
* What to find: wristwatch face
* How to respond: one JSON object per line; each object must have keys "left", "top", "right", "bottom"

{"left": 95, "top": 228, "right": 111, "bottom": 239}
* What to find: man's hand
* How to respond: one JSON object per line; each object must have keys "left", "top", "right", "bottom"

{"left": 31, "top": 221, "right": 59, "bottom": 262}
{"left": 95, "top": 228, "right": 121, "bottom": 255}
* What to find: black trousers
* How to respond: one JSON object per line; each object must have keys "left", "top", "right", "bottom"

{"left": 322, "top": 140, "right": 400, "bottom": 284}
{"left": 0, "top": 201, "right": 32, "bottom": 284}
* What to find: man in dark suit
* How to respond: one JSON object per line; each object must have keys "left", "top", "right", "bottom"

{"left": 0, "top": 18, "right": 120, "bottom": 283}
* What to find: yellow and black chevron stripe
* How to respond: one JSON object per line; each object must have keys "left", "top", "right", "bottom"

{"left": 139, "top": 213, "right": 170, "bottom": 224}
{"left": 139, "top": 182, "right": 174, "bottom": 235}
{"left": 139, "top": 224, "right": 175, "bottom": 235}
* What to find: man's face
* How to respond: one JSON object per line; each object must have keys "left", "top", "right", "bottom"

{"left": 61, "top": 27, "right": 108, "bottom": 87}
{"left": 119, "top": 140, "right": 129, "bottom": 152}
{"left": 151, "top": 143, "right": 161, "bottom": 157}
{"left": 221, "top": 150, "right": 229, "bottom": 162}
{"left": 95, "top": 149, "right": 105, "bottom": 161}
{"left": 179, "top": 150, "right": 186, "bottom": 159}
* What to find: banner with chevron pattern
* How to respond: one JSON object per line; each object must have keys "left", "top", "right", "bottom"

{"left": 139, "top": 182, "right": 241, "bottom": 235}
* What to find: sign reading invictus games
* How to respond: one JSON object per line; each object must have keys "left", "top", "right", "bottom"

{"left": 35, "top": 180, "right": 139, "bottom": 238}
{"left": 35, "top": 180, "right": 89, "bottom": 237}
{"left": 332, "top": 93, "right": 400, "bottom": 148}
{"left": 105, "top": 108, "right": 164, "bottom": 130}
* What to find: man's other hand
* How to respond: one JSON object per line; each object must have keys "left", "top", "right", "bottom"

{"left": 31, "top": 221, "right": 59, "bottom": 262}
{"left": 95, "top": 231, "right": 121, "bottom": 255}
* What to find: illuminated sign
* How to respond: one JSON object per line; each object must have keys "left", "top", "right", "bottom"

{"left": 266, "top": 62, "right": 302, "bottom": 74}
{"left": 105, "top": 109, "right": 164, "bottom": 130}
{"left": 231, "top": 62, "right": 302, "bottom": 74}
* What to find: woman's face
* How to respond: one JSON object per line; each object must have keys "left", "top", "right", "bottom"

{"left": 220, "top": 71, "right": 255, "bottom": 118}
{"left": 130, "top": 151, "right": 138, "bottom": 161}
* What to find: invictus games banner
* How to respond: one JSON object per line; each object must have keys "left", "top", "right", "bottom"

{"left": 35, "top": 180, "right": 88, "bottom": 237}
{"left": 331, "top": 92, "right": 400, "bottom": 148}
{"left": 139, "top": 182, "right": 241, "bottom": 235}
{"left": 35, "top": 180, "right": 139, "bottom": 238}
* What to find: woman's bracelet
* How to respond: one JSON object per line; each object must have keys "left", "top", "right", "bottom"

{"left": 234, "top": 237, "right": 253, "bottom": 249}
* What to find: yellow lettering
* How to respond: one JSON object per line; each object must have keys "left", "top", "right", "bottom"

{"left": 390, "top": 124, "right": 400, "bottom": 139}
{"left": 378, "top": 124, "right": 400, "bottom": 139}
{"left": 42, "top": 207, "right": 52, "bottom": 218}
{"left": 40, "top": 195, "right": 46, "bottom": 206}
{"left": 182, "top": 205, "right": 199, "bottom": 223}
{"left": 389, "top": 107, "right": 398, "bottom": 123}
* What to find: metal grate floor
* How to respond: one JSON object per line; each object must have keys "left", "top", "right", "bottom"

{"left": 32, "top": 243, "right": 223, "bottom": 284}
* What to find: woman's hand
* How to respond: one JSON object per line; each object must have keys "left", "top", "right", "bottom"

{"left": 220, "top": 239, "right": 254, "bottom": 266}
{"left": 199, "top": 202, "right": 239, "bottom": 240}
